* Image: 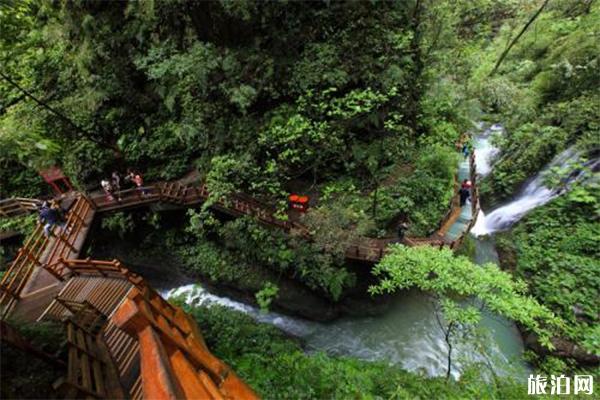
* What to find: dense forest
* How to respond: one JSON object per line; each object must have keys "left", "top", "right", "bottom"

{"left": 1, "top": 0, "right": 598, "bottom": 398}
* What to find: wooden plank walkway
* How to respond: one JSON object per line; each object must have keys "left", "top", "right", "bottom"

{"left": 1, "top": 149, "right": 480, "bottom": 275}
{"left": 1, "top": 195, "right": 96, "bottom": 321}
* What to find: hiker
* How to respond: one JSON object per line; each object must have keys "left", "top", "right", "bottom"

{"left": 461, "top": 179, "right": 472, "bottom": 190}
{"left": 397, "top": 222, "right": 409, "bottom": 242}
{"left": 39, "top": 201, "right": 66, "bottom": 237}
{"left": 101, "top": 178, "right": 115, "bottom": 202}
{"left": 111, "top": 171, "right": 122, "bottom": 201}
{"left": 459, "top": 187, "right": 470, "bottom": 207}
{"left": 130, "top": 170, "right": 148, "bottom": 196}
{"left": 50, "top": 199, "right": 67, "bottom": 221}
{"left": 462, "top": 143, "right": 470, "bottom": 158}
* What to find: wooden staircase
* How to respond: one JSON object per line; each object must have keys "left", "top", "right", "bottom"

{"left": 34, "top": 258, "right": 256, "bottom": 399}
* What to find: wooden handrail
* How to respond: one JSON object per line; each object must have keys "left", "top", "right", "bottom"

{"left": 0, "top": 197, "right": 41, "bottom": 217}
{"left": 113, "top": 288, "right": 258, "bottom": 399}
{"left": 0, "top": 223, "right": 48, "bottom": 316}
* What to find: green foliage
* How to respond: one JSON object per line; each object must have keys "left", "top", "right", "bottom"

{"left": 485, "top": 123, "right": 568, "bottom": 198}
{"left": 180, "top": 211, "right": 355, "bottom": 301}
{"left": 175, "top": 235, "right": 246, "bottom": 284}
{"left": 369, "top": 245, "right": 562, "bottom": 349}
{"left": 100, "top": 212, "right": 135, "bottom": 239}
{"left": 472, "top": 3, "right": 600, "bottom": 200}
{"left": 203, "top": 155, "right": 249, "bottom": 209}
{"left": 255, "top": 282, "right": 279, "bottom": 313}
{"left": 0, "top": 214, "right": 36, "bottom": 238}
{"left": 387, "top": 146, "right": 457, "bottom": 235}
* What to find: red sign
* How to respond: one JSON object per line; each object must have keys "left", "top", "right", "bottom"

{"left": 289, "top": 194, "right": 310, "bottom": 212}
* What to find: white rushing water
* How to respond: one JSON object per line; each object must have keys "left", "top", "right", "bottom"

{"left": 474, "top": 124, "right": 503, "bottom": 177}
{"left": 472, "top": 146, "right": 599, "bottom": 236}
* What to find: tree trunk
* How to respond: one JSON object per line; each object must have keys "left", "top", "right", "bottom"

{"left": 406, "top": 0, "right": 424, "bottom": 135}
{"left": 489, "top": 0, "right": 550, "bottom": 76}
{"left": 445, "top": 322, "right": 455, "bottom": 380}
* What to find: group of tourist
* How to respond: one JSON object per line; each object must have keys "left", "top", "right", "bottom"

{"left": 100, "top": 169, "right": 146, "bottom": 202}
{"left": 38, "top": 199, "right": 68, "bottom": 238}
{"left": 36, "top": 168, "right": 147, "bottom": 237}
{"left": 458, "top": 134, "right": 474, "bottom": 207}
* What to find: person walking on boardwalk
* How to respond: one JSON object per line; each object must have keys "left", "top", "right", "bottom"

{"left": 459, "top": 186, "right": 471, "bottom": 207}
{"left": 39, "top": 201, "right": 67, "bottom": 237}
{"left": 462, "top": 143, "right": 470, "bottom": 158}
{"left": 461, "top": 179, "right": 472, "bottom": 190}
{"left": 128, "top": 169, "right": 148, "bottom": 196}
{"left": 101, "top": 178, "right": 115, "bottom": 202}
{"left": 50, "top": 199, "right": 67, "bottom": 222}
{"left": 111, "top": 171, "right": 122, "bottom": 202}
{"left": 397, "top": 221, "right": 409, "bottom": 242}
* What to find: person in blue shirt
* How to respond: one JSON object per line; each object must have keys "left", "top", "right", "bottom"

{"left": 462, "top": 143, "right": 470, "bottom": 158}
{"left": 39, "top": 201, "right": 67, "bottom": 237}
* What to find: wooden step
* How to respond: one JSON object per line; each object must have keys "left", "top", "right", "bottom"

{"left": 102, "top": 318, "right": 140, "bottom": 398}
{"left": 40, "top": 276, "right": 133, "bottom": 322}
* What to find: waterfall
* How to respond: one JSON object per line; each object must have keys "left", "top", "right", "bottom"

{"left": 472, "top": 146, "right": 600, "bottom": 236}
{"left": 473, "top": 125, "right": 503, "bottom": 177}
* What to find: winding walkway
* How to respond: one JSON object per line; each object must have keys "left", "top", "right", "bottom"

{"left": 1, "top": 152, "right": 478, "bottom": 263}
{"left": 0, "top": 150, "right": 478, "bottom": 399}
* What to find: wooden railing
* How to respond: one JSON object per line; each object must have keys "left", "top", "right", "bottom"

{"left": 114, "top": 286, "right": 258, "bottom": 399}
{"left": 89, "top": 185, "right": 162, "bottom": 212}
{"left": 55, "top": 298, "right": 107, "bottom": 334}
{"left": 44, "top": 196, "right": 94, "bottom": 266}
{"left": 0, "top": 224, "right": 49, "bottom": 318}
{"left": 53, "top": 319, "right": 125, "bottom": 399}
{"left": 45, "top": 258, "right": 144, "bottom": 288}
{"left": 0, "top": 197, "right": 41, "bottom": 218}
{"left": 0, "top": 195, "right": 94, "bottom": 319}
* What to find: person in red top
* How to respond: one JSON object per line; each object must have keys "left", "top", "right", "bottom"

{"left": 126, "top": 168, "right": 148, "bottom": 196}
{"left": 461, "top": 179, "right": 472, "bottom": 190}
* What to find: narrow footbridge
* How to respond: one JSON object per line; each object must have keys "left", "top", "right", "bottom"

{"left": 0, "top": 154, "right": 478, "bottom": 398}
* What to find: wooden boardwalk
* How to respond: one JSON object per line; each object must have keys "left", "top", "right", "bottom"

{"left": 1, "top": 152, "right": 479, "bottom": 265}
